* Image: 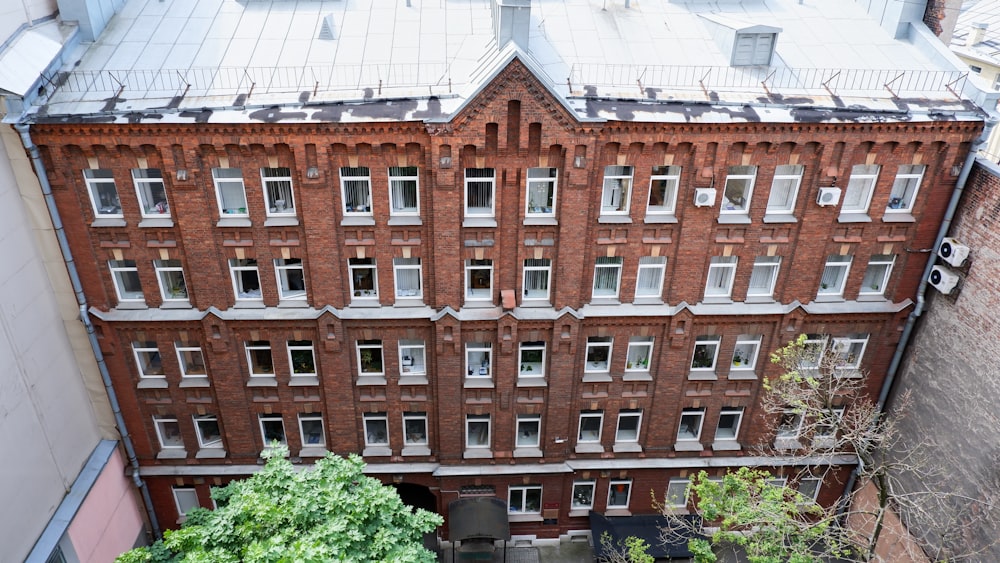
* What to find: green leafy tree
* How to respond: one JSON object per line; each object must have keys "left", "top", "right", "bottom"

{"left": 117, "top": 448, "right": 442, "bottom": 563}
{"left": 598, "top": 533, "right": 655, "bottom": 563}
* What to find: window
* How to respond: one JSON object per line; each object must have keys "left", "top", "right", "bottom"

{"left": 110, "top": 260, "right": 143, "bottom": 302}
{"left": 229, "top": 259, "right": 261, "bottom": 301}
{"left": 765, "top": 164, "right": 803, "bottom": 214}
{"left": 245, "top": 341, "right": 274, "bottom": 377}
{"left": 393, "top": 257, "right": 422, "bottom": 299}
{"left": 389, "top": 166, "right": 419, "bottom": 215}
{"left": 176, "top": 343, "right": 207, "bottom": 379}
{"left": 721, "top": 165, "right": 756, "bottom": 214}
{"left": 349, "top": 258, "right": 378, "bottom": 299}
{"left": 363, "top": 413, "right": 389, "bottom": 446}
{"left": 578, "top": 411, "right": 604, "bottom": 443}
{"left": 832, "top": 334, "right": 868, "bottom": 371}
{"left": 522, "top": 258, "right": 551, "bottom": 301}
{"left": 677, "top": 409, "right": 705, "bottom": 441}
{"left": 133, "top": 169, "right": 168, "bottom": 217}
{"left": 635, "top": 256, "right": 666, "bottom": 298}
{"left": 691, "top": 336, "right": 721, "bottom": 371}
{"left": 155, "top": 260, "right": 188, "bottom": 302}
{"left": 509, "top": 485, "right": 542, "bottom": 514}
{"left": 84, "top": 169, "right": 121, "bottom": 217}
{"left": 464, "top": 168, "right": 496, "bottom": 217}
{"left": 647, "top": 165, "right": 681, "bottom": 216}
{"left": 625, "top": 336, "right": 653, "bottom": 372}
{"left": 516, "top": 415, "right": 541, "bottom": 448}
{"left": 733, "top": 32, "right": 776, "bottom": 66}
{"left": 572, "top": 482, "right": 596, "bottom": 510}
{"left": 194, "top": 415, "right": 222, "bottom": 448}
{"left": 731, "top": 335, "right": 761, "bottom": 372}
{"left": 341, "top": 166, "right": 372, "bottom": 215}
{"left": 818, "top": 255, "right": 852, "bottom": 297}
{"left": 607, "top": 480, "right": 632, "bottom": 509}
{"left": 465, "top": 259, "right": 493, "bottom": 300}
{"left": 747, "top": 256, "right": 780, "bottom": 298}
{"left": 842, "top": 164, "right": 880, "bottom": 214}
{"left": 519, "top": 341, "right": 545, "bottom": 379}
{"left": 287, "top": 340, "right": 316, "bottom": 378}
{"left": 585, "top": 336, "right": 613, "bottom": 372}
{"left": 525, "top": 167, "right": 557, "bottom": 217}
{"left": 172, "top": 487, "right": 200, "bottom": 519}
{"left": 971, "top": 64, "right": 983, "bottom": 73}
{"left": 466, "top": 414, "right": 491, "bottom": 448}
{"left": 886, "top": 165, "right": 925, "bottom": 212}
{"left": 860, "top": 255, "right": 894, "bottom": 296}
{"left": 616, "top": 410, "right": 642, "bottom": 443}
{"left": 715, "top": 408, "right": 744, "bottom": 441}
{"left": 259, "top": 413, "right": 286, "bottom": 446}
{"left": 593, "top": 256, "right": 623, "bottom": 298}
{"left": 299, "top": 414, "right": 325, "bottom": 447}
{"left": 261, "top": 167, "right": 294, "bottom": 216}
{"left": 213, "top": 168, "right": 247, "bottom": 217}
{"left": 357, "top": 340, "right": 384, "bottom": 376}
{"left": 398, "top": 340, "right": 426, "bottom": 376}
{"left": 133, "top": 342, "right": 164, "bottom": 379}
{"left": 274, "top": 258, "right": 306, "bottom": 300}
{"left": 777, "top": 410, "right": 804, "bottom": 439}
{"left": 466, "top": 342, "right": 492, "bottom": 378}
{"left": 403, "top": 413, "right": 428, "bottom": 446}
{"left": 801, "top": 334, "right": 827, "bottom": 371}
{"left": 154, "top": 416, "right": 183, "bottom": 448}
{"left": 815, "top": 407, "right": 845, "bottom": 447}
{"left": 601, "top": 165, "right": 633, "bottom": 214}
{"left": 797, "top": 477, "right": 821, "bottom": 502}
{"left": 665, "top": 479, "right": 690, "bottom": 508}
{"left": 705, "top": 256, "right": 737, "bottom": 298}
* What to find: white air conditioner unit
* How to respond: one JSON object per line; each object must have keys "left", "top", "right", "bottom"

{"left": 816, "top": 187, "right": 841, "bottom": 207}
{"left": 694, "top": 187, "right": 716, "bottom": 207}
{"left": 938, "top": 237, "right": 970, "bottom": 268}
{"left": 929, "top": 265, "right": 959, "bottom": 294}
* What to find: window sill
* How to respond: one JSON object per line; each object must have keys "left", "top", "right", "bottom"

{"left": 138, "top": 217, "right": 174, "bottom": 228}
{"left": 613, "top": 442, "right": 642, "bottom": 453}
{"left": 357, "top": 375, "right": 387, "bottom": 386}
{"left": 687, "top": 371, "right": 718, "bottom": 381}
{"left": 701, "top": 296, "right": 734, "bottom": 304}
{"left": 712, "top": 440, "right": 742, "bottom": 452}
{"left": 234, "top": 300, "right": 265, "bottom": 309}
{"left": 247, "top": 376, "right": 278, "bottom": 387}
{"left": 727, "top": 370, "right": 757, "bottom": 380}
{"left": 363, "top": 446, "right": 392, "bottom": 457}
{"left": 744, "top": 295, "right": 775, "bottom": 304}
{"left": 463, "top": 449, "right": 493, "bottom": 459}
{"left": 508, "top": 513, "right": 544, "bottom": 523}
{"left": 195, "top": 448, "right": 227, "bottom": 459}
{"left": 774, "top": 439, "right": 802, "bottom": 451}
{"left": 674, "top": 441, "right": 704, "bottom": 452}
{"left": 604, "top": 509, "right": 631, "bottom": 517}
{"left": 216, "top": 217, "right": 251, "bottom": 228}
{"left": 157, "top": 449, "right": 187, "bottom": 459}
{"left": 160, "top": 300, "right": 192, "bottom": 309}
{"left": 762, "top": 214, "right": 797, "bottom": 223}
{"left": 643, "top": 214, "right": 677, "bottom": 224}
{"left": 523, "top": 216, "right": 558, "bottom": 226}
{"left": 463, "top": 300, "right": 496, "bottom": 308}
{"left": 513, "top": 447, "right": 543, "bottom": 458}
{"left": 519, "top": 300, "right": 552, "bottom": 308}
{"left": 387, "top": 216, "right": 423, "bottom": 226}
{"left": 464, "top": 378, "right": 495, "bottom": 389}
{"left": 393, "top": 297, "right": 425, "bottom": 307}
{"left": 91, "top": 218, "right": 126, "bottom": 228}
{"left": 116, "top": 302, "right": 148, "bottom": 310}
{"left": 589, "top": 297, "right": 621, "bottom": 306}
{"left": 632, "top": 297, "right": 664, "bottom": 305}
{"left": 178, "top": 377, "right": 210, "bottom": 388}
{"left": 263, "top": 216, "right": 299, "bottom": 227}
{"left": 574, "top": 443, "right": 604, "bottom": 454}
{"left": 716, "top": 214, "right": 751, "bottom": 224}
{"left": 289, "top": 375, "right": 320, "bottom": 386}
{"left": 516, "top": 376, "right": 547, "bottom": 387}
{"left": 277, "top": 300, "right": 309, "bottom": 308}
{"left": 349, "top": 299, "right": 381, "bottom": 307}
{"left": 462, "top": 217, "right": 498, "bottom": 228}
{"left": 398, "top": 375, "right": 429, "bottom": 385}
{"left": 597, "top": 215, "right": 632, "bottom": 224}
{"left": 881, "top": 212, "right": 915, "bottom": 223}
{"left": 137, "top": 378, "right": 168, "bottom": 389}
{"left": 341, "top": 216, "right": 375, "bottom": 227}
{"left": 402, "top": 445, "right": 431, "bottom": 456}
{"left": 837, "top": 212, "right": 871, "bottom": 223}
{"left": 622, "top": 372, "right": 652, "bottom": 382}
{"left": 299, "top": 446, "right": 328, "bottom": 458}
{"left": 582, "top": 372, "right": 612, "bottom": 383}
{"left": 813, "top": 294, "right": 845, "bottom": 303}
{"left": 568, "top": 509, "right": 592, "bottom": 518}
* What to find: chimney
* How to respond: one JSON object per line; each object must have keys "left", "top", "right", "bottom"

{"left": 492, "top": 0, "right": 531, "bottom": 50}
{"left": 967, "top": 22, "right": 988, "bottom": 46}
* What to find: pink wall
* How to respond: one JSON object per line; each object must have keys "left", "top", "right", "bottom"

{"left": 67, "top": 449, "right": 145, "bottom": 562}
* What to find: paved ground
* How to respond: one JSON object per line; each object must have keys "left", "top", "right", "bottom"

{"left": 438, "top": 540, "right": 594, "bottom": 562}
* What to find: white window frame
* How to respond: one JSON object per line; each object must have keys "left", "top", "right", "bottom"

{"left": 705, "top": 256, "right": 738, "bottom": 298}
{"left": 287, "top": 340, "right": 316, "bottom": 378}
{"left": 715, "top": 408, "right": 744, "bottom": 441}
{"left": 765, "top": 164, "right": 803, "bottom": 215}
{"left": 615, "top": 410, "right": 642, "bottom": 443}
{"left": 348, "top": 257, "right": 378, "bottom": 300}
{"left": 465, "top": 259, "right": 493, "bottom": 301}
{"left": 363, "top": 413, "right": 389, "bottom": 446}
{"left": 818, "top": 255, "right": 852, "bottom": 297}
{"left": 815, "top": 407, "right": 845, "bottom": 447}
{"left": 357, "top": 340, "right": 384, "bottom": 376}
{"left": 522, "top": 258, "right": 551, "bottom": 302}
{"left": 516, "top": 414, "right": 542, "bottom": 448}
{"left": 592, "top": 256, "right": 623, "bottom": 299}
{"left": 299, "top": 414, "right": 325, "bottom": 447}
{"left": 155, "top": 259, "right": 188, "bottom": 302}
{"left": 625, "top": 336, "right": 653, "bottom": 373}
{"left": 398, "top": 340, "right": 426, "bottom": 376}
{"left": 110, "top": 260, "right": 144, "bottom": 302}
{"left": 731, "top": 335, "right": 761, "bottom": 372}
{"left": 389, "top": 166, "right": 420, "bottom": 216}
{"left": 402, "top": 412, "right": 428, "bottom": 446}
{"left": 508, "top": 485, "right": 542, "bottom": 514}
{"left": 747, "top": 256, "right": 780, "bottom": 298}
{"left": 677, "top": 409, "right": 705, "bottom": 441}
{"left": 584, "top": 336, "right": 613, "bottom": 373}
{"left": 175, "top": 343, "right": 207, "bottom": 379}
{"left": 797, "top": 477, "right": 822, "bottom": 502}
{"left": 518, "top": 341, "right": 545, "bottom": 379}
{"left": 464, "top": 168, "right": 496, "bottom": 218}
{"left": 274, "top": 258, "right": 306, "bottom": 301}
{"left": 341, "top": 166, "right": 373, "bottom": 216}
{"left": 393, "top": 257, "right": 423, "bottom": 299}
{"left": 245, "top": 341, "right": 275, "bottom": 378}
{"left": 601, "top": 165, "right": 633, "bottom": 215}
{"left": 666, "top": 479, "right": 690, "bottom": 508}
{"left": 578, "top": 411, "right": 604, "bottom": 443}
{"left": 607, "top": 480, "right": 632, "bottom": 509}
{"left": 647, "top": 165, "right": 681, "bottom": 216}
{"left": 721, "top": 165, "right": 757, "bottom": 214}
{"left": 133, "top": 168, "right": 169, "bottom": 218}
{"left": 777, "top": 410, "right": 804, "bottom": 439}
{"left": 153, "top": 416, "right": 183, "bottom": 449}
{"left": 261, "top": 167, "right": 295, "bottom": 217}
{"left": 229, "top": 258, "right": 262, "bottom": 301}
{"left": 690, "top": 336, "right": 721, "bottom": 372}
{"left": 571, "top": 481, "right": 596, "bottom": 510}
{"left": 860, "top": 255, "right": 894, "bottom": 296}
{"left": 172, "top": 487, "right": 199, "bottom": 520}
{"left": 259, "top": 413, "right": 287, "bottom": 447}
{"left": 466, "top": 342, "right": 493, "bottom": 378}
{"left": 635, "top": 256, "right": 666, "bottom": 299}
{"left": 212, "top": 168, "right": 248, "bottom": 217}
{"left": 84, "top": 169, "right": 122, "bottom": 218}
{"left": 842, "top": 164, "right": 880, "bottom": 214}
{"left": 832, "top": 334, "right": 868, "bottom": 371}
{"left": 733, "top": 32, "right": 776, "bottom": 66}
{"left": 193, "top": 415, "right": 222, "bottom": 449}
{"left": 525, "top": 167, "right": 557, "bottom": 217}
{"left": 466, "top": 414, "right": 491, "bottom": 449}
{"left": 133, "top": 341, "right": 165, "bottom": 379}
{"left": 886, "top": 164, "right": 925, "bottom": 213}
{"left": 801, "top": 334, "right": 828, "bottom": 371}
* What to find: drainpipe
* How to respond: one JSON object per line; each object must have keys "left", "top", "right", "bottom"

{"left": 837, "top": 114, "right": 998, "bottom": 516}
{"left": 14, "top": 122, "right": 161, "bottom": 538}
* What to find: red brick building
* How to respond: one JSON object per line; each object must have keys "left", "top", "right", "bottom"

{"left": 15, "top": 0, "right": 992, "bottom": 546}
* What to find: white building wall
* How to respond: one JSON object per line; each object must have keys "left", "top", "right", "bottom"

{"left": 0, "top": 0, "right": 58, "bottom": 48}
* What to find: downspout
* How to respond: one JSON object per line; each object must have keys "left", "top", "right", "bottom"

{"left": 14, "top": 122, "right": 161, "bottom": 538}
{"left": 837, "top": 114, "right": 998, "bottom": 516}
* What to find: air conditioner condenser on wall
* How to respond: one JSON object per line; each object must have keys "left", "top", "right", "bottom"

{"left": 694, "top": 188, "right": 716, "bottom": 207}
{"left": 938, "top": 237, "right": 970, "bottom": 268}
{"left": 816, "top": 187, "right": 841, "bottom": 207}
{"left": 929, "top": 265, "right": 960, "bottom": 295}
